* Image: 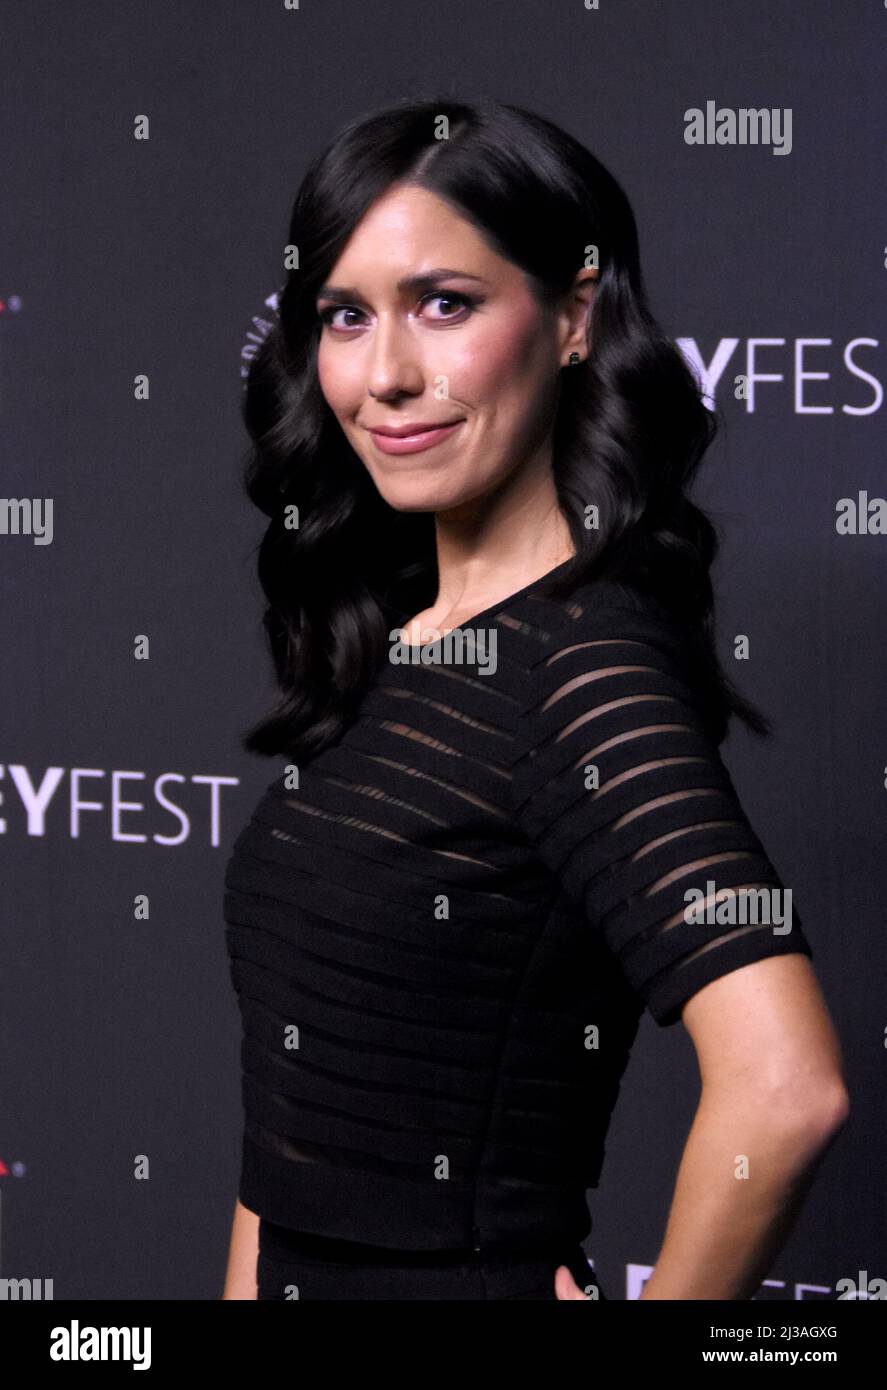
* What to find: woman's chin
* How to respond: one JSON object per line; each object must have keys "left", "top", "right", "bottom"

{"left": 373, "top": 477, "right": 482, "bottom": 514}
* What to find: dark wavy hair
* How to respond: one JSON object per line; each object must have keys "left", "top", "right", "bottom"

{"left": 238, "top": 94, "right": 770, "bottom": 764}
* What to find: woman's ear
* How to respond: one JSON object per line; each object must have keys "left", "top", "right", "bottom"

{"left": 559, "top": 266, "right": 599, "bottom": 364}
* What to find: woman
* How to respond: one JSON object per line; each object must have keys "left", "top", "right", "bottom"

{"left": 221, "top": 97, "right": 847, "bottom": 1301}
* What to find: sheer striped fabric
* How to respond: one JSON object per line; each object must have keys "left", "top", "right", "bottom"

{"left": 223, "top": 576, "right": 812, "bottom": 1250}
{"left": 511, "top": 588, "right": 810, "bottom": 1028}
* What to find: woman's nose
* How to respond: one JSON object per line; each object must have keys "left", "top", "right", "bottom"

{"left": 365, "top": 316, "right": 424, "bottom": 399}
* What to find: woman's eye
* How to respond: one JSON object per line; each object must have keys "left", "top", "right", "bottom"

{"left": 318, "top": 291, "right": 476, "bottom": 333}
{"left": 419, "top": 291, "right": 474, "bottom": 320}
{"left": 318, "top": 306, "right": 364, "bottom": 331}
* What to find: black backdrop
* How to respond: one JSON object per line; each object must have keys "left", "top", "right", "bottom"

{"left": 1, "top": 0, "right": 884, "bottom": 1300}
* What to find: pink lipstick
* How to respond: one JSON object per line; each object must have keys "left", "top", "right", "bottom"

{"left": 367, "top": 419, "right": 465, "bottom": 455}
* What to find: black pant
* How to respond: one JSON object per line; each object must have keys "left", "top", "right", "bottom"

{"left": 257, "top": 1219, "right": 605, "bottom": 1301}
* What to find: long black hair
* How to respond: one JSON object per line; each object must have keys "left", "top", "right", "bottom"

{"left": 238, "top": 95, "right": 769, "bottom": 763}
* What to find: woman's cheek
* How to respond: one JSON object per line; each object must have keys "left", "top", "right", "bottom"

{"left": 440, "top": 336, "right": 518, "bottom": 406}
{"left": 460, "top": 307, "right": 542, "bottom": 392}
{"left": 317, "top": 350, "right": 357, "bottom": 418}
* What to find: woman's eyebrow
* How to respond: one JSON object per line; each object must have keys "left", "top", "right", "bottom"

{"left": 316, "top": 269, "right": 489, "bottom": 304}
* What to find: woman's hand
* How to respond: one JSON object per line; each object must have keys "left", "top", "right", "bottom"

{"left": 554, "top": 1264, "right": 593, "bottom": 1299}
{"left": 222, "top": 1198, "right": 260, "bottom": 1300}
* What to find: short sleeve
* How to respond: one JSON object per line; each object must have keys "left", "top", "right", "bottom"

{"left": 510, "top": 594, "right": 813, "bottom": 1027}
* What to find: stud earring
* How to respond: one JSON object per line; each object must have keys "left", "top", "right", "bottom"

{"left": 568, "top": 351, "right": 581, "bottom": 366}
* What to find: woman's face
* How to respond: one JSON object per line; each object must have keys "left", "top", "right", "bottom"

{"left": 315, "top": 183, "right": 574, "bottom": 513}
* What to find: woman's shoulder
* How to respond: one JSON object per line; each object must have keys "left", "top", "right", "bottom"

{"left": 526, "top": 574, "right": 687, "bottom": 651}
{"left": 516, "top": 573, "right": 702, "bottom": 723}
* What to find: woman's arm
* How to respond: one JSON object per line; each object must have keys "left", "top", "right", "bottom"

{"left": 221, "top": 1198, "right": 260, "bottom": 1300}
{"left": 639, "top": 953, "right": 849, "bottom": 1300}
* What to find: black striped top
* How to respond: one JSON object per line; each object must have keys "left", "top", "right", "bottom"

{"left": 223, "top": 565, "right": 813, "bottom": 1253}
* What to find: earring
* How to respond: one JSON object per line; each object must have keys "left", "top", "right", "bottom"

{"left": 568, "top": 351, "right": 581, "bottom": 366}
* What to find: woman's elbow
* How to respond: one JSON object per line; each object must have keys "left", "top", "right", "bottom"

{"left": 809, "top": 1078, "right": 850, "bottom": 1139}
{"left": 768, "top": 1072, "right": 851, "bottom": 1149}
{"left": 701, "top": 1069, "right": 850, "bottom": 1152}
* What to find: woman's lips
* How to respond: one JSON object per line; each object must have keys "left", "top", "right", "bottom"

{"left": 368, "top": 420, "right": 464, "bottom": 455}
